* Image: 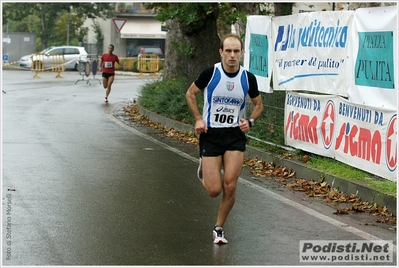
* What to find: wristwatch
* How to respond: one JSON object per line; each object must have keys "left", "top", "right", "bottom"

{"left": 248, "top": 118, "right": 255, "bottom": 127}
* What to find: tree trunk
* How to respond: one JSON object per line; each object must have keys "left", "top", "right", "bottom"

{"left": 185, "top": 16, "right": 220, "bottom": 84}
{"left": 163, "top": 18, "right": 187, "bottom": 82}
{"left": 163, "top": 9, "right": 220, "bottom": 85}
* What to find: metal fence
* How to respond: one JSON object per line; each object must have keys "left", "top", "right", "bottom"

{"left": 246, "top": 90, "right": 294, "bottom": 152}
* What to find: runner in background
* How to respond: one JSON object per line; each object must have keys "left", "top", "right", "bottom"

{"left": 99, "top": 44, "right": 119, "bottom": 102}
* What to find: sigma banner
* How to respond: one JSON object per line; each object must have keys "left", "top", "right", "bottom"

{"left": 244, "top": 15, "right": 273, "bottom": 93}
{"left": 285, "top": 91, "right": 397, "bottom": 181}
{"left": 348, "top": 6, "right": 397, "bottom": 110}
{"left": 271, "top": 12, "right": 354, "bottom": 96}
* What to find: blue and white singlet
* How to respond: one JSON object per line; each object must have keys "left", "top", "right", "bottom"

{"left": 202, "top": 62, "right": 249, "bottom": 128}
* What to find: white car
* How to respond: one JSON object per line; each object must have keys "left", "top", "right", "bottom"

{"left": 19, "top": 46, "right": 89, "bottom": 71}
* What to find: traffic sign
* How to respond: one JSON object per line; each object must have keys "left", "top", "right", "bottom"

{"left": 3, "top": 54, "right": 9, "bottom": 63}
{"left": 112, "top": 18, "right": 127, "bottom": 32}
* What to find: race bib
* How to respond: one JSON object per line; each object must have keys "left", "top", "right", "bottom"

{"left": 211, "top": 103, "right": 240, "bottom": 127}
{"left": 104, "top": 61, "right": 112, "bottom": 68}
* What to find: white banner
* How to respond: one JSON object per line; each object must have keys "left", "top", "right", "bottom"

{"left": 244, "top": 15, "right": 273, "bottom": 93}
{"left": 285, "top": 92, "right": 397, "bottom": 181}
{"left": 271, "top": 11, "right": 354, "bottom": 96}
{"left": 348, "top": 6, "right": 398, "bottom": 110}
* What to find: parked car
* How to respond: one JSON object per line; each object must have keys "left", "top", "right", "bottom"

{"left": 19, "top": 46, "right": 89, "bottom": 71}
{"left": 128, "top": 46, "right": 164, "bottom": 58}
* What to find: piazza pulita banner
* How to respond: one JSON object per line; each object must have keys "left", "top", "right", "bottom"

{"left": 285, "top": 92, "right": 397, "bottom": 181}
{"left": 348, "top": 6, "right": 397, "bottom": 110}
{"left": 244, "top": 15, "right": 273, "bottom": 93}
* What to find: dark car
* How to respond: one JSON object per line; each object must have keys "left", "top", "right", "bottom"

{"left": 128, "top": 46, "right": 164, "bottom": 58}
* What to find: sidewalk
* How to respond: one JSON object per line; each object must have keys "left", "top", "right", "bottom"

{"left": 124, "top": 103, "right": 396, "bottom": 216}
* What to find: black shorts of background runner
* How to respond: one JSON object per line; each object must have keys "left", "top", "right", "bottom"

{"left": 102, "top": 72, "right": 115, "bottom": 79}
{"left": 199, "top": 127, "right": 247, "bottom": 157}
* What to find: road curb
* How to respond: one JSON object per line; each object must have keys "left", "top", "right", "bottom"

{"left": 134, "top": 103, "right": 396, "bottom": 215}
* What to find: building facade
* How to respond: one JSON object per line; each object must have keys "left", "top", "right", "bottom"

{"left": 84, "top": 3, "right": 166, "bottom": 57}
{"left": 2, "top": 32, "right": 37, "bottom": 63}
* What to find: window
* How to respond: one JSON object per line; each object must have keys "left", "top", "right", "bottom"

{"left": 48, "top": 48, "right": 63, "bottom": 55}
{"left": 64, "top": 48, "right": 79, "bottom": 55}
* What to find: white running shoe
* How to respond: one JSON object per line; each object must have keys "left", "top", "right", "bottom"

{"left": 213, "top": 226, "right": 228, "bottom": 244}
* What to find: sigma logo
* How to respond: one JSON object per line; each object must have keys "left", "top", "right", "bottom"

{"left": 385, "top": 114, "right": 397, "bottom": 172}
{"left": 321, "top": 100, "right": 335, "bottom": 149}
{"left": 226, "top": 81, "right": 234, "bottom": 91}
{"left": 285, "top": 111, "right": 318, "bottom": 144}
{"left": 335, "top": 122, "right": 382, "bottom": 165}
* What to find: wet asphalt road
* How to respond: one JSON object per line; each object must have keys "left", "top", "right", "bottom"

{"left": 2, "top": 69, "right": 396, "bottom": 266}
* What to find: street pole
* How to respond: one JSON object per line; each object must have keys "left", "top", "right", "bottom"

{"left": 67, "top": 8, "right": 70, "bottom": 45}
{"left": 118, "top": 32, "right": 121, "bottom": 56}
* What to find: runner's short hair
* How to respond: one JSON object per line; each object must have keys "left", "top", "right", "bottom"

{"left": 220, "top": 34, "right": 243, "bottom": 51}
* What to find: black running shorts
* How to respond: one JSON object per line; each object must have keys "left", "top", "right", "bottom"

{"left": 102, "top": 72, "right": 115, "bottom": 79}
{"left": 199, "top": 127, "right": 247, "bottom": 157}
